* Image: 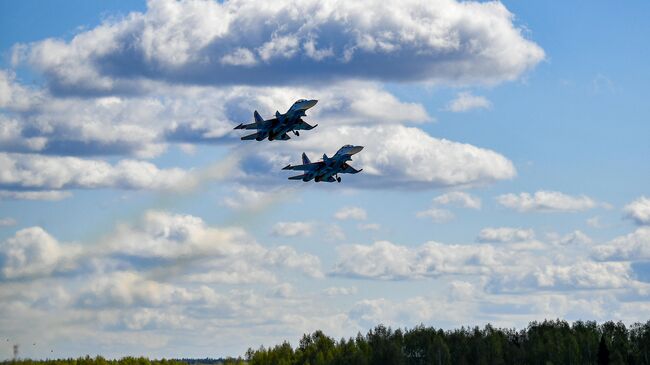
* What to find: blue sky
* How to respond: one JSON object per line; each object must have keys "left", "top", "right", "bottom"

{"left": 1, "top": 0, "right": 649, "bottom": 359}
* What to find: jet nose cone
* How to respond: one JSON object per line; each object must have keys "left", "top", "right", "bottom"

{"left": 305, "top": 99, "right": 318, "bottom": 109}
{"left": 349, "top": 145, "right": 364, "bottom": 155}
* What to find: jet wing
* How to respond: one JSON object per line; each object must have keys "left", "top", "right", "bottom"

{"left": 340, "top": 163, "right": 362, "bottom": 174}
{"left": 293, "top": 120, "right": 318, "bottom": 130}
{"left": 282, "top": 161, "right": 324, "bottom": 171}
{"left": 234, "top": 118, "right": 277, "bottom": 130}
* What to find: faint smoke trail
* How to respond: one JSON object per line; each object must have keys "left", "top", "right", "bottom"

{"left": 84, "top": 144, "right": 307, "bottom": 282}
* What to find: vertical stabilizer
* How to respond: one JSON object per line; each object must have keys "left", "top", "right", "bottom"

{"left": 302, "top": 152, "right": 311, "bottom": 165}
{"left": 254, "top": 110, "right": 264, "bottom": 124}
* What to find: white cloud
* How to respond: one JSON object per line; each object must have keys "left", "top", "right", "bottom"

{"left": 333, "top": 240, "right": 497, "bottom": 280}
{"left": 220, "top": 48, "right": 258, "bottom": 66}
{"left": 417, "top": 192, "right": 481, "bottom": 222}
{"left": 491, "top": 261, "right": 633, "bottom": 291}
{"left": 325, "top": 224, "right": 346, "bottom": 241}
{"left": 349, "top": 296, "right": 472, "bottom": 329}
{"left": 541, "top": 262, "right": 630, "bottom": 289}
{"left": 587, "top": 216, "right": 603, "bottom": 228}
{"left": 0, "top": 227, "right": 81, "bottom": 279}
{"left": 271, "top": 222, "right": 314, "bottom": 237}
{"left": 16, "top": 0, "right": 544, "bottom": 93}
{"left": 592, "top": 227, "right": 650, "bottom": 261}
{"left": 323, "top": 286, "right": 358, "bottom": 296}
{"left": 477, "top": 227, "right": 534, "bottom": 243}
{"left": 0, "top": 217, "right": 17, "bottom": 227}
{"left": 76, "top": 271, "right": 201, "bottom": 308}
{"left": 432, "top": 191, "right": 481, "bottom": 209}
{"left": 334, "top": 206, "right": 367, "bottom": 220}
{"left": 222, "top": 185, "right": 297, "bottom": 212}
{"left": 624, "top": 196, "right": 650, "bottom": 225}
{"left": 245, "top": 124, "right": 516, "bottom": 189}
{"left": 0, "top": 190, "right": 72, "bottom": 201}
{"left": 445, "top": 92, "right": 491, "bottom": 112}
{"left": 107, "top": 211, "right": 323, "bottom": 281}
{"left": 1, "top": 210, "right": 323, "bottom": 286}
{"left": 416, "top": 207, "right": 454, "bottom": 223}
{"left": 0, "top": 153, "right": 188, "bottom": 191}
{"left": 548, "top": 230, "right": 593, "bottom": 246}
{"left": 332, "top": 234, "right": 640, "bottom": 294}
{"left": 0, "top": 70, "right": 42, "bottom": 110}
{"left": 0, "top": 77, "right": 430, "bottom": 159}
{"left": 496, "top": 191, "right": 597, "bottom": 212}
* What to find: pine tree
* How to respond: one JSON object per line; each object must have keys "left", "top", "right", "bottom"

{"left": 597, "top": 335, "right": 610, "bottom": 365}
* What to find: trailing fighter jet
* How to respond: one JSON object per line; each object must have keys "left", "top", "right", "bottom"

{"left": 282, "top": 145, "right": 363, "bottom": 182}
{"left": 234, "top": 99, "right": 318, "bottom": 141}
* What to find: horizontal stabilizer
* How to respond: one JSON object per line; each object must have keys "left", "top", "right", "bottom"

{"left": 289, "top": 174, "right": 307, "bottom": 180}
{"left": 282, "top": 164, "right": 293, "bottom": 170}
{"left": 241, "top": 132, "right": 263, "bottom": 141}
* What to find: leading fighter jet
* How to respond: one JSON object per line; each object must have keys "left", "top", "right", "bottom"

{"left": 282, "top": 145, "right": 363, "bottom": 182}
{"left": 234, "top": 99, "right": 318, "bottom": 141}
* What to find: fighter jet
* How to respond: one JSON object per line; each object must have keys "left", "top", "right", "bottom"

{"left": 282, "top": 145, "right": 363, "bottom": 182}
{"left": 234, "top": 99, "right": 318, "bottom": 141}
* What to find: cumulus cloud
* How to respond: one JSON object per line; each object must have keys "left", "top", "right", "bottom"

{"left": 77, "top": 271, "right": 201, "bottom": 308}
{"left": 491, "top": 261, "right": 633, "bottom": 292}
{"left": 271, "top": 221, "right": 314, "bottom": 237}
{"left": 416, "top": 191, "right": 481, "bottom": 222}
{"left": 0, "top": 153, "right": 188, "bottom": 191}
{"left": 624, "top": 196, "right": 650, "bottom": 225}
{"left": 477, "top": 227, "right": 534, "bottom": 243}
{"left": 592, "top": 227, "right": 650, "bottom": 261}
{"left": 323, "top": 286, "right": 358, "bottom": 296}
{"left": 334, "top": 206, "right": 367, "bottom": 220}
{"left": 325, "top": 224, "right": 346, "bottom": 241}
{"left": 243, "top": 124, "right": 516, "bottom": 189}
{"left": 587, "top": 216, "right": 603, "bottom": 228}
{"left": 547, "top": 230, "right": 593, "bottom": 246}
{"left": 331, "top": 234, "right": 639, "bottom": 294}
{"left": 221, "top": 185, "right": 298, "bottom": 212}
{"left": 432, "top": 191, "right": 481, "bottom": 209}
{"left": 15, "top": 0, "right": 544, "bottom": 94}
{"left": 349, "top": 295, "right": 474, "bottom": 329}
{"left": 1, "top": 75, "right": 429, "bottom": 159}
{"left": 0, "top": 190, "right": 72, "bottom": 201}
{"left": 106, "top": 211, "right": 324, "bottom": 282}
{"left": 333, "top": 240, "right": 497, "bottom": 280}
{"left": 445, "top": 92, "right": 491, "bottom": 112}
{"left": 496, "top": 191, "right": 597, "bottom": 212}
{"left": 0, "top": 227, "right": 81, "bottom": 280}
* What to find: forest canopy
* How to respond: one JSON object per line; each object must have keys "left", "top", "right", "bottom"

{"left": 3, "top": 320, "right": 650, "bottom": 365}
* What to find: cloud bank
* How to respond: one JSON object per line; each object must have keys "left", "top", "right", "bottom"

{"left": 15, "top": 0, "right": 544, "bottom": 94}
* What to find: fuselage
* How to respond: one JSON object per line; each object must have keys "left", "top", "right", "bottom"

{"left": 268, "top": 99, "right": 317, "bottom": 139}
{"left": 311, "top": 145, "right": 363, "bottom": 182}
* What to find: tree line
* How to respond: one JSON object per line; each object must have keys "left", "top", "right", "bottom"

{"left": 2, "top": 320, "right": 649, "bottom": 364}
{"left": 243, "top": 320, "right": 650, "bottom": 365}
